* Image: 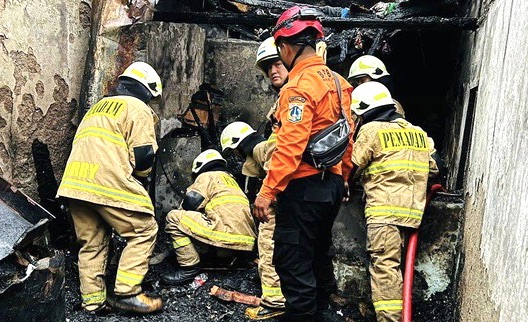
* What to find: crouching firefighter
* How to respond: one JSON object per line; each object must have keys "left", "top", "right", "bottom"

{"left": 161, "top": 149, "right": 257, "bottom": 285}
{"left": 349, "top": 82, "right": 439, "bottom": 322}
{"left": 221, "top": 121, "right": 286, "bottom": 320}
{"left": 57, "top": 62, "right": 163, "bottom": 314}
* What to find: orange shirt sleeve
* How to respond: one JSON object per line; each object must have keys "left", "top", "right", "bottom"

{"left": 259, "top": 87, "right": 314, "bottom": 200}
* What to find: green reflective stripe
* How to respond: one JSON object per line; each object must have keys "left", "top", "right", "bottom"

{"left": 373, "top": 299, "right": 403, "bottom": 312}
{"left": 262, "top": 284, "right": 283, "bottom": 297}
{"left": 365, "top": 206, "right": 423, "bottom": 220}
{"left": 181, "top": 215, "right": 255, "bottom": 245}
{"left": 267, "top": 133, "right": 277, "bottom": 143}
{"left": 74, "top": 127, "right": 126, "bottom": 147}
{"left": 205, "top": 195, "right": 249, "bottom": 212}
{"left": 173, "top": 237, "right": 192, "bottom": 249}
{"left": 365, "top": 160, "right": 429, "bottom": 175}
{"left": 116, "top": 269, "right": 144, "bottom": 286}
{"left": 82, "top": 291, "right": 106, "bottom": 305}
{"left": 61, "top": 178, "right": 153, "bottom": 210}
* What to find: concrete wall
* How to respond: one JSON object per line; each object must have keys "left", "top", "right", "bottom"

{"left": 446, "top": 0, "right": 528, "bottom": 320}
{"left": 0, "top": 0, "right": 90, "bottom": 194}
{"left": 204, "top": 38, "right": 277, "bottom": 130}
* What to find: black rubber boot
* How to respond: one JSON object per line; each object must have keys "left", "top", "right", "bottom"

{"left": 161, "top": 265, "right": 201, "bottom": 286}
{"left": 107, "top": 293, "right": 163, "bottom": 314}
{"left": 314, "top": 304, "right": 345, "bottom": 322}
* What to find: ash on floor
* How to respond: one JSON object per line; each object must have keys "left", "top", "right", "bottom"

{"left": 64, "top": 250, "right": 283, "bottom": 322}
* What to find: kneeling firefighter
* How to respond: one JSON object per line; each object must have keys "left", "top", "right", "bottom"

{"left": 162, "top": 149, "right": 257, "bottom": 285}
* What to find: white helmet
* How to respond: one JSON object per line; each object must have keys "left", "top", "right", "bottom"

{"left": 351, "top": 82, "right": 394, "bottom": 116}
{"left": 255, "top": 37, "right": 279, "bottom": 74}
{"left": 192, "top": 149, "right": 226, "bottom": 174}
{"left": 220, "top": 121, "right": 257, "bottom": 151}
{"left": 119, "top": 61, "right": 163, "bottom": 97}
{"left": 348, "top": 55, "right": 389, "bottom": 81}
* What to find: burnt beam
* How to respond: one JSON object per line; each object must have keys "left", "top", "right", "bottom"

{"left": 155, "top": 12, "right": 478, "bottom": 31}
{"left": 228, "top": 0, "right": 297, "bottom": 10}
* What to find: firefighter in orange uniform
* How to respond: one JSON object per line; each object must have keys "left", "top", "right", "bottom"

{"left": 57, "top": 62, "right": 163, "bottom": 314}
{"left": 350, "top": 81, "right": 438, "bottom": 322}
{"left": 253, "top": 6, "right": 354, "bottom": 321}
{"left": 161, "top": 149, "right": 257, "bottom": 285}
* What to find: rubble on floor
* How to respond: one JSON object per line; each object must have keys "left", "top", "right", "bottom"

{"left": 0, "top": 176, "right": 65, "bottom": 321}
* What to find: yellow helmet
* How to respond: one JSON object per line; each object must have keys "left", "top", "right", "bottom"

{"left": 119, "top": 61, "right": 162, "bottom": 97}
{"left": 220, "top": 121, "right": 257, "bottom": 151}
{"left": 191, "top": 149, "right": 226, "bottom": 174}
{"left": 348, "top": 55, "right": 389, "bottom": 81}
{"left": 351, "top": 82, "right": 394, "bottom": 116}
{"left": 255, "top": 37, "right": 279, "bottom": 74}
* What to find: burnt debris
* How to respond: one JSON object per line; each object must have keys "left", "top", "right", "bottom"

{"left": 0, "top": 176, "right": 65, "bottom": 321}
{"left": 153, "top": 0, "right": 476, "bottom": 65}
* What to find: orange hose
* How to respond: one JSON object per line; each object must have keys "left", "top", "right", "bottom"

{"left": 402, "top": 184, "right": 445, "bottom": 322}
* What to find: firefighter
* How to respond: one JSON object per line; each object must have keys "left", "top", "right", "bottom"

{"left": 349, "top": 81, "right": 439, "bottom": 322}
{"left": 57, "top": 61, "right": 163, "bottom": 314}
{"left": 253, "top": 6, "right": 353, "bottom": 321}
{"left": 255, "top": 36, "right": 289, "bottom": 139}
{"left": 348, "top": 55, "right": 405, "bottom": 117}
{"left": 161, "top": 149, "right": 257, "bottom": 285}
{"left": 242, "top": 35, "right": 289, "bottom": 320}
{"left": 257, "top": 36, "right": 289, "bottom": 92}
{"left": 220, "top": 121, "right": 285, "bottom": 320}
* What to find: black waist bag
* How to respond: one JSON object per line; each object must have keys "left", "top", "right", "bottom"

{"left": 303, "top": 72, "right": 350, "bottom": 170}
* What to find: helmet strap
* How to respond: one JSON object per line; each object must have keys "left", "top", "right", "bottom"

{"left": 285, "top": 42, "right": 309, "bottom": 71}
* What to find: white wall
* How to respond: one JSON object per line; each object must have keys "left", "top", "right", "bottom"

{"left": 449, "top": 0, "right": 528, "bottom": 320}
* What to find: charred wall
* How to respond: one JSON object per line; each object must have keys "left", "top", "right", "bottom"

{"left": 445, "top": 0, "right": 528, "bottom": 321}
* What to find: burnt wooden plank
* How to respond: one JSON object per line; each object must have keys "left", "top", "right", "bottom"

{"left": 155, "top": 11, "right": 478, "bottom": 31}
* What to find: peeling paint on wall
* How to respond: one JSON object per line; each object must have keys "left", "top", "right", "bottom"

{"left": 10, "top": 48, "right": 42, "bottom": 96}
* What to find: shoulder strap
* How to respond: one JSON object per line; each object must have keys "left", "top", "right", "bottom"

{"left": 332, "top": 72, "right": 346, "bottom": 119}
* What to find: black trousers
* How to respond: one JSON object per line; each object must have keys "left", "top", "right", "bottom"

{"left": 273, "top": 172, "right": 344, "bottom": 321}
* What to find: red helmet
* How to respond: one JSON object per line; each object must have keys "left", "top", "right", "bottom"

{"left": 272, "top": 6, "right": 324, "bottom": 41}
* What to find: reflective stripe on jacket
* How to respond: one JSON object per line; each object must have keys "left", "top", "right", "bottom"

{"left": 352, "top": 118, "right": 438, "bottom": 228}
{"left": 58, "top": 95, "right": 158, "bottom": 215}
{"left": 187, "top": 171, "right": 256, "bottom": 250}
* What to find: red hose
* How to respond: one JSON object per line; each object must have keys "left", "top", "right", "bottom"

{"left": 402, "top": 184, "right": 445, "bottom": 322}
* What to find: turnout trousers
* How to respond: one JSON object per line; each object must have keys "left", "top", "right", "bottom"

{"left": 367, "top": 223, "right": 405, "bottom": 322}
{"left": 69, "top": 199, "right": 158, "bottom": 310}
{"left": 258, "top": 207, "right": 285, "bottom": 308}
{"left": 273, "top": 172, "right": 344, "bottom": 321}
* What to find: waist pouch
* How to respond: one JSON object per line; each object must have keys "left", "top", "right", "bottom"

{"left": 302, "top": 72, "right": 350, "bottom": 170}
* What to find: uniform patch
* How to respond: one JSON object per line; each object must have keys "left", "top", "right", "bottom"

{"left": 288, "top": 96, "right": 306, "bottom": 104}
{"left": 288, "top": 103, "right": 304, "bottom": 123}
{"left": 287, "top": 96, "right": 306, "bottom": 123}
